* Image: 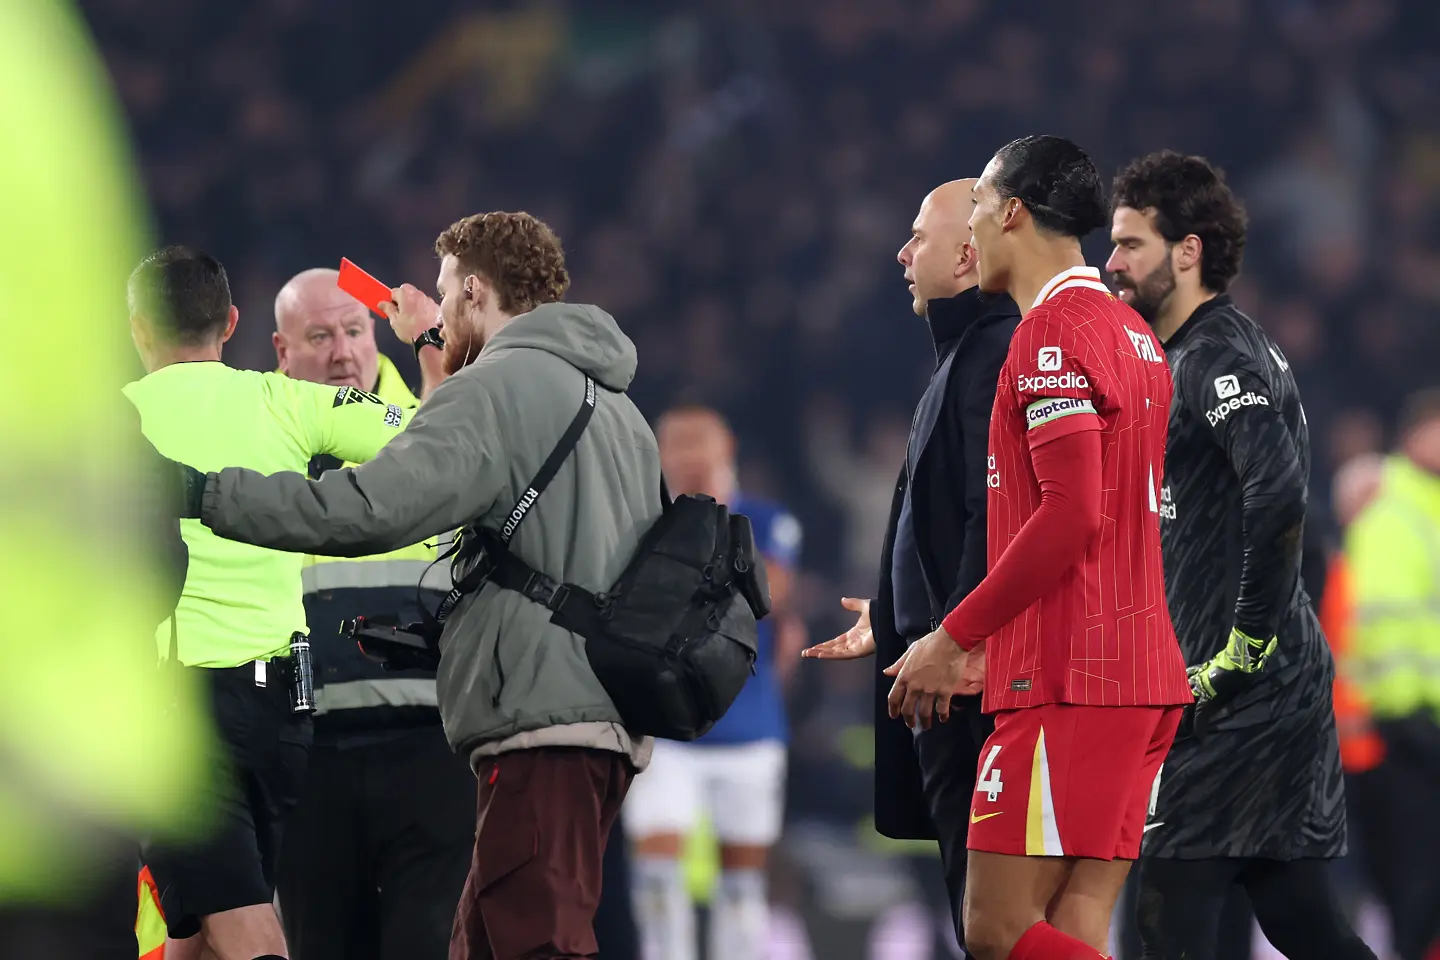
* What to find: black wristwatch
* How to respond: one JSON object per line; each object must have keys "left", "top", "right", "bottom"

{"left": 413, "top": 327, "right": 445, "bottom": 361}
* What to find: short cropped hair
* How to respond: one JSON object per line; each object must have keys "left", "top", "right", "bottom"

{"left": 434, "top": 212, "right": 570, "bottom": 315}
{"left": 1111, "top": 151, "right": 1248, "bottom": 294}
{"left": 128, "top": 245, "right": 232, "bottom": 346}
{"left": 991, "top": 135, "right": 1108, "bottom": 239}
{"left": 658, "top": 403, "right": 734, "bottom": 436}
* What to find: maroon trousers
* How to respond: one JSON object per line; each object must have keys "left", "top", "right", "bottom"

{"left": 450, "top": 746, "right": 634, "bottom": 960}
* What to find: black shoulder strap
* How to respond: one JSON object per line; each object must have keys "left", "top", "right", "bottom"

{"left": 493, "top": 375, "right": 597, "bottom": 548}
{"left": 482, "top": 442, "right": 674, "bottom": 639}
{"left": 429, "top": 376, "right": 596, "bottom": 627}
{"left": 446, "top": 391, "right": 671, "bottom": 644}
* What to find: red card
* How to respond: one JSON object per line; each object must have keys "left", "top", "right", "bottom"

{"left": 337, "top": 258, "right": 393, "bottom": 316}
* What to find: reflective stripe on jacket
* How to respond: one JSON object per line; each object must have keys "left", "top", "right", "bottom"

{"left": 297, "top": 356, "right": 448, "bottom": 726}
{"left": 1319, "top": 553, "right": 1385, "bottom": 772}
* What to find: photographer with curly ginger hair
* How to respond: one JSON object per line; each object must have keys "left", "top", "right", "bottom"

{"left": 178, "top": 211, "right": 662, "bottom": 959}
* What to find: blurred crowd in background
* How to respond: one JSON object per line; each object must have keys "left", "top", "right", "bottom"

{"left": 81, "top": 0, "right": 1439, "bottom": 954}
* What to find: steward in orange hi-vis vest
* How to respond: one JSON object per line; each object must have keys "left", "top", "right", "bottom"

{"left": 1318, "top": 553, "right": 1385, "bottom": 773}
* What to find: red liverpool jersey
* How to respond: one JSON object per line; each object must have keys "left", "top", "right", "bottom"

{"left": 982, "top": 266, "right": 1190, "bottom": 711}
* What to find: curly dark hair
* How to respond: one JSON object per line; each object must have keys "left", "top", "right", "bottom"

{"left": 434, "top": 211, "right": 570, "bottom": 314}
{"left": 1111, "top": 151, "right": 1248, "bottom": 293}
{"left": 992, "top": 135, "right": 1108, "bottom": 239}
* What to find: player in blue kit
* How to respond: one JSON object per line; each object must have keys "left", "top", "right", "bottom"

{"left": 624, "top": 405, "right": 803, "bottom": 960}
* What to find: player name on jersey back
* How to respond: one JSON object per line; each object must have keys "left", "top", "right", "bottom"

{"left": 983, "top": 268, "right": 1191, "bottom": 712}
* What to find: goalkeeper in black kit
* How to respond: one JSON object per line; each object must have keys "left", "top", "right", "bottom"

{"left": 1104, "top": 151, "right": 1376, "bottom": 960}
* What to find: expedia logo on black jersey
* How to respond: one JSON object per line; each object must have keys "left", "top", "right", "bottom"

{"left": 1205, "top": 392, "right": 1269, "bottom": 426}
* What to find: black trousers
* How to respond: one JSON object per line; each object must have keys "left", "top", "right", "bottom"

{"left": 1115, "top": 870, "right": 1252, "bottom": 960}
{"left": 0, "top": 851, "right": 138, "bottom": 960}
{"left": 276, "top": 727, "right": 475, "bottom": 960}
{"left": 594, "top": 816, "right": 639, "bottom": 959}
{"left": 913, "top": 695, "right": 994, "bottom": 949}
{"left": 1135, "top": 857, "right": 1376, "bottom": 960}
{"left": 1350, "top": 717, "right": 1440, "bottom": 960}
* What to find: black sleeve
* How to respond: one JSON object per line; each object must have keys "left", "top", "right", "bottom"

{"left": 124, "top": 400, "right": 189, "bottom": 625}
{"left": 1300, "top": 520, "right": 1331, "bottom": 610}
{"left": 1180, "top": 338, "right": 1305, "bottom": 642}
{"left": 154, "top": 500, "right": 190, "bottom": 622}
{"left": 943, "top": 322, "right": 1010, "bottom": 613}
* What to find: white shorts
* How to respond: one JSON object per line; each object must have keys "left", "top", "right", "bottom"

{"left": 623, "top": 739, "right": 787, "bottom": 847}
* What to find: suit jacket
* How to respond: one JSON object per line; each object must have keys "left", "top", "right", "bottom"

{"left": 873, "top": 288, "right": 1019, "bottom": 840}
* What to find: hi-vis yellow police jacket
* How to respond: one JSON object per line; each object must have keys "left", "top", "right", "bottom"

{"left": 300, "top": 355, "right": 452, "bottom": 723}
{"left": 1346, "top": 456, "right": 1440, "bottom": 721}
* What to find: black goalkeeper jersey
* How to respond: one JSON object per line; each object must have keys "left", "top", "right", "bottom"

{"left": 1145, "top": 295, "right": 1345, "bottom": 860}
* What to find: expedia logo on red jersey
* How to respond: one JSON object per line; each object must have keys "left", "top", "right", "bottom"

{"left": 1018, "top": 371, "right": 1090, "bottom": 393}
{"left": 1205, "top": 392, "right": 1269, "bottom": 426}
{"left": 986, "top": 453, "right": 1000, "bottom": 488}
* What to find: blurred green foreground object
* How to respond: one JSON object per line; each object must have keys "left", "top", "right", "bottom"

{"left": 0, "top": 0, "right": 214, "bottom": 903}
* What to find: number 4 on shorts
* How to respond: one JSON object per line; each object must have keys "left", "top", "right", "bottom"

{"left": 975, "top": 745, "right": 1004, "bottom": 802}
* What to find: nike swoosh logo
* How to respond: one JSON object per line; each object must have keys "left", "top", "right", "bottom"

{"left": 1143, "top": 822, "right": 1164, "bottom": 833}
{"left": 970, "top": 811, "right": 1003, "bottom": 824}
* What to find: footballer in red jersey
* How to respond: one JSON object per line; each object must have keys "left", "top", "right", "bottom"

{"left": 978, "top": 270, "right": 1187, "bottom": 712}
{"left": 883, "top": 136, "right": 1190, "bottom": 960}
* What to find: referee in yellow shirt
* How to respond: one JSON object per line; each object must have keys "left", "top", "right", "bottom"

{"left": 124, "top": 246, "right": 410, "bottom": 960}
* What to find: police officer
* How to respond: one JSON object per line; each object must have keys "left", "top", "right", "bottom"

{"left": 1346, "top": 389, "right": 1440, "bottom": 960}
{"left": 269, "top": 268, "right": 475, "bottom": 960}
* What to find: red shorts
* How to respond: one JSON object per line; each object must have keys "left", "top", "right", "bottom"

{"left": 966, "top": 703, "right": 1181, "bottom": 860}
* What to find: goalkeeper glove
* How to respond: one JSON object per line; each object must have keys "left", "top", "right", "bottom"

{"left": 1188, "top": 627, "right": 1277, "bottom": 706}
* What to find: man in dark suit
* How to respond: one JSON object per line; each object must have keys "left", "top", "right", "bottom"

{"left": 804, "top": 178, "right": 1020, "bottom": 952}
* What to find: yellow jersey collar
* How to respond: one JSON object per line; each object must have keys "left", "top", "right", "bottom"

{"left": 374, "top": 353, "right": 420, "bottom": 409}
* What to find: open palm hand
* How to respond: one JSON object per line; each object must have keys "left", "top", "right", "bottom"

{"left": 801, "top": 597, "right": 875, "bottom": 660}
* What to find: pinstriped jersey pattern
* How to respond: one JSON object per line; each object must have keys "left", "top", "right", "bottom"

{"left": 982, "top": 272, "right": 1191, "bottom": 712}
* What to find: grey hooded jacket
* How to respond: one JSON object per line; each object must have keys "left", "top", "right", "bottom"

{"left": 201, "top": 303, "right": 660, "bottom": 769}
